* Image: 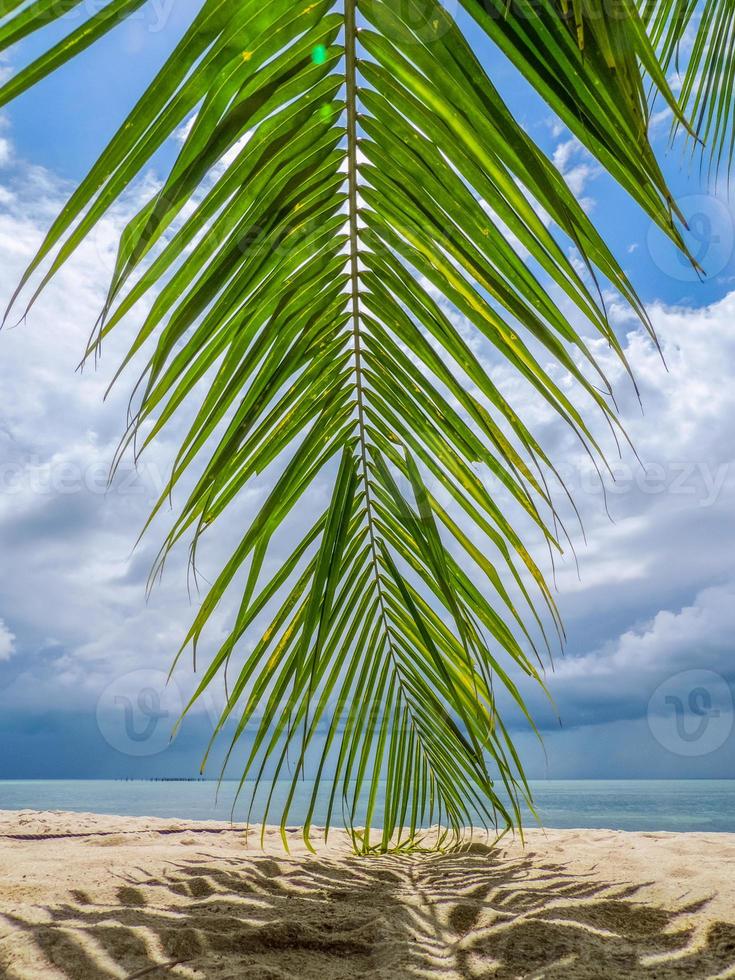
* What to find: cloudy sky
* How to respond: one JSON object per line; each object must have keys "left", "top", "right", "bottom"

{"left": 0, "top": 7, "right": 734, "bottom": 782}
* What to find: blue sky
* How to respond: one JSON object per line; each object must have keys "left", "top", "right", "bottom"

{"left": 0, "top": 6, "right": 734, "bottom": 782}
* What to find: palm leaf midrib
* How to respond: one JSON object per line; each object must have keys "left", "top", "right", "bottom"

{"left": 341, "top": 2, "right": 486, "bottom": 850}
{"left": 344, "top": 0, "right": 380, "bottom": 617}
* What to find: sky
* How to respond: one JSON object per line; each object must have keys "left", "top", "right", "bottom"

{"left": 0, "top": 5, "right": 734, "bottom": 783}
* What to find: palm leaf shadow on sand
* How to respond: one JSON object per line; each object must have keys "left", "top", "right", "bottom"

{"left": 3, "top": 846, "right": 735, "bottom": 979}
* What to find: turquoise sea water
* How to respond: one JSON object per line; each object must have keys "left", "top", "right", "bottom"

{"left": 1, "top": 780, "right": 734, "bottom": 832}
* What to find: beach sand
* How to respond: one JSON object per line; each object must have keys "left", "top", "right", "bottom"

{"left": 1, "top": 811, "right": 734, "bottom": 978}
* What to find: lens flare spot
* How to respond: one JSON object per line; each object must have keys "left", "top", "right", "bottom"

{"left": 311, "top": 44, "right": 328, "bottom": 66}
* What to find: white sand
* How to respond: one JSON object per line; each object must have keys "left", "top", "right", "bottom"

{"left": 1, "top": 810, "right": 734, "bottom": 978}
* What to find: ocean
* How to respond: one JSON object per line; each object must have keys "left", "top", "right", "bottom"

{"left": 1, "top": 779, "right": 734, "bottom": 832}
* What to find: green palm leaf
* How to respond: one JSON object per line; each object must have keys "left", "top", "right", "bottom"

{"left": 0, "top": 0, "right": 698, "bottom": 851}
{"left": 643, "top": 0, "right": 735, "bottom": 177}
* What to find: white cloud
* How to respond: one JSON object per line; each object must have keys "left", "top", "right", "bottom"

{"left": 0, "top": 620, "right": 15, "bottom": 661}
{"left": 513, "top": 287, "right": 735, "bottom": 534}
{"left": 467, "top": 280, "right": 735, "bottom": 743}
{"left": 512, "top": 290, "right": 735, "bottom": 736}
{"left": 173, "top": 116, "right": 195, "bottom": 143}
{"left": 552, "top": 139, "right": 578, "bottom": 172}
{"left": 556, "top": 579, "right": 735, "bottom": 688}
{"left": 0, "top": 152, "right": 332, "bottom": 721}
{"left": 0, "top": 160, "right": 227, "bottom": 710}
{"left": 649, "top": 107, "right": 673, "bottom": 133}
{"left": 503, "top": 575, "right": 735, "bottom": 752}
{"left": 552, "top": 138, "right": 599, "bottom": 197}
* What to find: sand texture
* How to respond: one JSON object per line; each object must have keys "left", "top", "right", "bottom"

{"left": 1, "top": 810, "right": 734, "bottom": 978}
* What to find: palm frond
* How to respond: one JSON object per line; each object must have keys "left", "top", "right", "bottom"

{"left": 1, "top": 0, "right": 693, "bottom": 851}
{"left": 643, "top": 0, "right": 735, "bottom": 178}
{"left": 459, "top": 0, "right": 693, "bottom": 238}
